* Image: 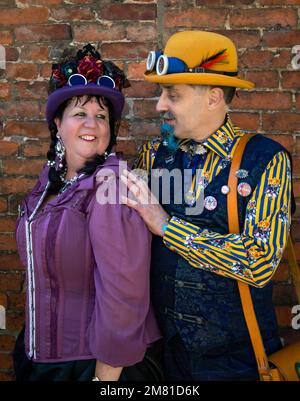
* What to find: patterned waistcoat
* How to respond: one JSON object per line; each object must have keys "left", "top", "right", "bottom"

{"left": 150, "top": 134, "right": 284, "bottom": 355}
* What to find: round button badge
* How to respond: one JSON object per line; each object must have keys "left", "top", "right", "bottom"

{"left": 204, "top": 196, "right": 218, "bottom": 211}
{"left": 237, "top": 182, "right": 252, "bottom": 197}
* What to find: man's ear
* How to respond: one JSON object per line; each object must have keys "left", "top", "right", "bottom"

{"left": 207, "top": 87, "right": 224, "bottom": 110}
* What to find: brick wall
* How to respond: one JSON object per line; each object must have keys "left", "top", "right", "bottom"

{"left": 0, "top": 0, "right": 299, "bottom": 380}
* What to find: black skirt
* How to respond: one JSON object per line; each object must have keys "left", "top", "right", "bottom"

{"left": 13, "top": 326, "right": 164, "bottom": 382}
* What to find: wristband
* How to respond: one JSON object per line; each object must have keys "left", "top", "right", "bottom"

{"left": 92, "top": 376, "right": 101, "bottom": 381}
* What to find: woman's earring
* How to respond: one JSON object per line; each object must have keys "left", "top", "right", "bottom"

{"left": 103, "top": 151, "right": 108, "bottom": 160}
{"left": 55, "top": 133, "right": 65, "bottom": 169}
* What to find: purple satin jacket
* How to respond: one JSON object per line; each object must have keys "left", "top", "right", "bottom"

{"left": 15, "top": 154, "right": 161, "bottom": 365}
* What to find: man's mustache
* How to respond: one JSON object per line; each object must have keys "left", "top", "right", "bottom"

{"left": 161, "top": 112, "right": 175, "bottom": 120}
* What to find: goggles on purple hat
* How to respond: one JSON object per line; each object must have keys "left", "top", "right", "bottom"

{"left": 45, "top": 44, "right": 130, "bottom": 125}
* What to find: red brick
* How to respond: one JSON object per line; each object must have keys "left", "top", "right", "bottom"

{"left": 20, "top": 45, "right": 49, "bottom": 62}
{"left": 116, "top": 140, "right": 137, "bottom": 156}
{"left": 0, "top": 83, "right": 10, "bottom": 100}
{"left": 116, "top": 120, "right": 130, "bottom": 138}
{"left": 18, "top": 0, "right": 63, "bottom": 4}
{"left": 262, "top": 30, "right": 300, "bottom": 47}
{"left": 0, "top": 198, "right": 7, "bottom": 213}
{"left": 275, "top": 50, "right": 295, "bottom": 69}
{"left": 131, "top": 121, "right": 160, "bottom": 137}
{"left": 239, "top": 50, "right": 276, "bottom": 69}
{"left": 5, "top": 313, "right": 25, "bottom": 332}
{"left": 0, "top": 235, "right": 17, "bottom": 252}
{"left": 232, "top": 92, "right": 292, "bottom": 111}
{"left": 101, "top": 42, "right": 150, "bottom": 60}
{"left": 196, "top": 0, "right": 255, "bottom": 4}
{"left": 0, "top": 254, "right": 23, "bottom": 271}
{"left": 0, "top": 177, "right": 37, "bottom": 195}
{"left": 5, "top": 101, "right": 40, "bottom": 120}
{"left": 51, "top": 7, "right": 94, "bottom": 21}
{"left": 230, "top": 112, "right": 260, "bottom": 131}
{"left": 0, "top": 141, "right": 18, "bottom": 157}
{"left": 273, "top": 284, "right": 298, "bottom": 305}
{"left": 0, "top": 217, "right": 17, "bottom": 233}
{"left": 0, "top": 294, "right": 7, "bottom": 309}
{"left": 127, "top": 61, "right": 147, "bottom": 80}
{"left": 296, "top": 135, "right": 300, "bottom": 153}
{"left": 4, "top": 47, "right": 19, "bottom": 62}
{"left": 275, "top": 306, "right": 293, "bottom": 327}
{"left": 100, "top": 4, "right": 156, "bottom": 20}
{"left": 73, "top": 23, "right": 126, "bottom": 42}
{"left": 291, "top": 222, "right": 300, "bottom": 241}
{"left": 293, "top": 156, "right": 300, "bottom": 176}
{"left": 40, "top": 63, "right": 52, "bottom": 79}
{"left": 0, "top": 30, "right": 13, "bottom": 45}
{"left": 0, "top": 335, "right": 17, "bottom": 352}
{"left": 14, "top": 81, "right": 48, "bottom": 100}
{"left": 293, "top": 178, "right": 300, "bottom": 196}
{"left": 6, "top": 63, "right": 38, "bottom": 80}
{"left": 15, "top": 24, "right": 71, "bottom": 42}
{"left": 23, "top": 140, "right": 49, "bottom": 157}
{"left": 165, "top": 9, "right": 227, "bottom": 28}
{"left": 282, "top": 72, "right": 300, "bottom": 89}
{"left": 133, "top": 99, "right": 158, "bottom": 119}
{"left": 273, "top": 261, "right": 290, "bottom": 282}
{"left": 246, "top": 71, "right": 278, "bottom": 89}
{"left": 4, "top": 121, "right": 48, "bottom": 139}
{"left": 263, "top": 113, "right": 300, "bottom": 133}
{"left": 0, "top": 7, "right": 49, "bottom": 25}
{"left": 54, "top": 0, "right": 93, "bottom": 3}
{"left": 8, "top": 293, "right": 26, "bottom": 312}
{"left": 260, "top": 0, "right": 300, "bottom": 4}
{"left": 2, "top": 159, "right": 45, "bottom": 176}
{"left": 0, "top": 273, "right": 21, "bottom": 291}
{"left": 218, "top": 30, "right": 261, "bottom": 49}
{"left": 265, "top": 134, "right": 294, "bottom": 153}
{"left": 124, "top": 81, "right": 158, "bottom": 98}
{"left": 231, "top": 9, "right": 297, "bottom": 28}
{"left": 296, "top": 94, "right": 300, "bottom": 110}
{"left": 126, "top": 23, "right": 156, "bottom": 42}
{"left": 0, "top": 353, "right": 13, "bottom": 370}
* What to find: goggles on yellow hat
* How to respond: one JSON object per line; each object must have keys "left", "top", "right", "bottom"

{"left": 144, "top": 31, "right": 254, "bottom": 89}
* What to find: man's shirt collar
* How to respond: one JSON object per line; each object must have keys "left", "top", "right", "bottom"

{"left": 178, "top": 114, "right": 241, "bottom": 159}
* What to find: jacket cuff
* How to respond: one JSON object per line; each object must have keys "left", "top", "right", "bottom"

{"left": 163, "top": 216, "right": 199, "bottom": 257}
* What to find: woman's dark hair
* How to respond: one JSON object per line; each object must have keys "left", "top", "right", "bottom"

{"left": 47, "top": 95, "right": 116, "bottom": 194}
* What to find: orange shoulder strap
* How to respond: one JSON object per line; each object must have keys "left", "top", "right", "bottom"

{"left": 227, "top": 133, "right": 273, "bottom": 380}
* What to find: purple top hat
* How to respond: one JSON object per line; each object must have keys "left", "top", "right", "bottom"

{"left": 46, "top": 44, "right": 130, "bottom": 124}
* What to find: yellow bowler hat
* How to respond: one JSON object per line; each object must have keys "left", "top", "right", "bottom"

{"left": 144, "top": 31, "right": 254, "bottom": 89}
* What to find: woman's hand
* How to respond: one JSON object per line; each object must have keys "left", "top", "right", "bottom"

{"left": 120, "top": 169, "right": 170, "bottom": 237}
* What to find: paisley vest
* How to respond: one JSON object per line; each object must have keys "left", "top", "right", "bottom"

{"left": 150, "top": 134, "right": 285, "bottom": 355}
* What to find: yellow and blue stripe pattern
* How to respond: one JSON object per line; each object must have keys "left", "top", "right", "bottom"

{"left": 134, "top": 115, "right": 292, "bottom": 288}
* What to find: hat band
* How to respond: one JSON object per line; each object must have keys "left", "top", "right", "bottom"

{"left": 191, "top": 67, "right": 238, "bottom": 77}
{"left": 146, "top": 52, "right": 238, "bottom": 78}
